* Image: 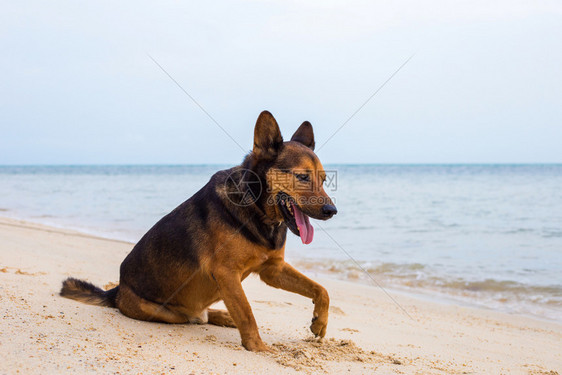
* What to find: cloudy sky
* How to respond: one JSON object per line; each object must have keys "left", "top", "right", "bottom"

{"left": 1, "top": 0, "right": 561, "bottom": 164}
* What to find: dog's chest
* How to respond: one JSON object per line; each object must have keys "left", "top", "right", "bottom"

{"left": 240, "top": 243, "right": 285, "bottom": 279}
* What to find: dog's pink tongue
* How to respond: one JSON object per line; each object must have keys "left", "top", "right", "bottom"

{"left": 292, "top": 203, "right": 314, "bottom": 245}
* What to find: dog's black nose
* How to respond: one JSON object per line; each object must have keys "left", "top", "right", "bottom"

{"left": 322, "top": 204, "right": 337, "bottom": 218}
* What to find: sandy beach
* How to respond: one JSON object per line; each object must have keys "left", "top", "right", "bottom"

{"left": 0, "top": 216, "right": 560, "bottom": 374}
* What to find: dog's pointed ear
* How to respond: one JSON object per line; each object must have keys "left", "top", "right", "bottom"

{"left": 290, "top": 121, "right": 315, "bottom": 150}
{"left": 253, "top": 110, "right": 283, "bottom": 160}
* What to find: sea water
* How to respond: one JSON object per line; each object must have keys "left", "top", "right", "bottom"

{"left": 0, "top": 164, "right": 560, "bottom": 321}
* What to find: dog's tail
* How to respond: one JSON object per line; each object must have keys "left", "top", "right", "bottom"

{"left": 60, "top": 277, "right": 118, "bottom": 308}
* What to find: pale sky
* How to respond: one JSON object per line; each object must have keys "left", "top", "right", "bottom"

{"left": 1, "top": 0, "right": 561, "bottom": 164}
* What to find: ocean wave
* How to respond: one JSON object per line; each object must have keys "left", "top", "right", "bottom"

{"left": 292, "top": 258, "right": 562, "bottom": 321}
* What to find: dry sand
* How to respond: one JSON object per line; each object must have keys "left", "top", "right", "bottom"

{"left": 0, "top": 216, "right": 560, "bottom": 374}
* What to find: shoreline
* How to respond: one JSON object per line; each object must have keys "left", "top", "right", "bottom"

{"left": 1, "top": 215, "right": 561, "bottom": 373}
{"left": 292, "top": 259, "right": 562, "bottom": 325}
{"left": 2, "top": 213, "right": 561, "bottom": 324}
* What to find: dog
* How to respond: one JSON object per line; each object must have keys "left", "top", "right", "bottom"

{"left": 60, "top": 111, "right": 337, "bottom": 352}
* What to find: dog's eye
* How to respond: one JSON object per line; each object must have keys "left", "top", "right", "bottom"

{"left": 295, "top": 174, "right": 310, "bottom": 182}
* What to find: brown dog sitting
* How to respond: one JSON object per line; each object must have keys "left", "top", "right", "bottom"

{"left": 60, "top": 110, "right": 338, "bottom": 351}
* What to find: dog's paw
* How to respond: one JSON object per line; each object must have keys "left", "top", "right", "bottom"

{"left": 310, "top": 314, "right": 327, "bottom": 338}
{"left": 221, "top": 315, "right": 237, "bottom": 328}
{"left": 242, "top": 338, "right": 272, "bottom": 352}
{"left": 208, "top": 309, "right": 237, "bottom": 328}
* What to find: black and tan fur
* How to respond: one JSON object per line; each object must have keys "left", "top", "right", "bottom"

{"left": 60, "top": 111, "right": 337, "bottom": 351}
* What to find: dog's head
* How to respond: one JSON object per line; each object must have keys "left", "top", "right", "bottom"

{"left": 246, "top": 110, "right": 337, "bottom": 245}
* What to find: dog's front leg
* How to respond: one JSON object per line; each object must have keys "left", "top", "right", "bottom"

{"left": 259, "top": 261, "right": 329, "bottom": 338}
{"left": 212, "top": 268, "right": 269, "bottom": 352}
